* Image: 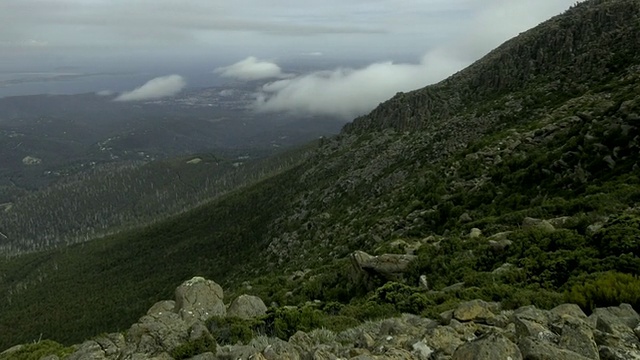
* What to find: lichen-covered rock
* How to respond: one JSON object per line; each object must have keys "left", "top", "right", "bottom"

{"left": 351, "top": 251, "right": 416, "bottom": 279}
{"left": 453, "top": 299, "right": 498, "bottom": 323}
{"left": 468, "top": 228, "right": 482, "bottom": 238}
{"left": 452, "top": 332, "right": 522, "bottom": 360}
{"left": 227, "top": 294, "right": 268, "bottom": 319}
{"left": 424, "top": 326, "right": 463, "bottom": 356}
{"left": 126, "top": 310, "right": 190, "bottom": 355}
{"left": 518, "top": 337, "right": 593, "bottom": 360}
{"left": 558, "top": 316, "right": 599, "bottom": 359}
{"left": 175, "top": 276, "right": 226, "bottom": 325}
{"left": 66, "top": 340, "right": 109, "bottom": 360}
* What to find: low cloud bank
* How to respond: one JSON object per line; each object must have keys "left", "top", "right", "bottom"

{"left": 214, "top": 57, "right": 290, "bottom": 81}
{"left": 114, "top": 75, "right": 186, "bottom": 101}
{"left": 254, "top": 50, "right": 465, "bottom": 119}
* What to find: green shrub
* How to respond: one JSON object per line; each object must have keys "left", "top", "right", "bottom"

{"left": 206, "top": 316, "right": 260, "bottom": 345}
{"left": 590, "top": 215, "right": 640, "bottom": 257}
{"left": 170, "top": 334, "right": 217, "bottom": 360}
{"left": 372, "top": 282, "right": 434, "bottom": 314}
{"left": 262, "top": 306, "right": 326, "bottom": 340}
{"left": 565, "top": 271, "right": 640, "bottom": 312}
{"left": 0, "top": 340, "right": 74, "bottom": 360}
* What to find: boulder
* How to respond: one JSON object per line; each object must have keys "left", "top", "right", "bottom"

{"left": 590, "top": 304, "right": 640, "bottom": 358}
{"left": 452, "top": 332, "right": 522, "bottom": 360}
{"left": 513, "top": 316, "right": 557, "bottom": 343}
{"left": 175, "top": 276, "right": 226, "bottom": 325}
{"left": 351, "top": 251, "right": 416, "bottom": 279}
{"left": 418, "top": 275, "right": 429, "bottom": 290}
{"left": 469, "top": 228, "right": 482, "bottom": 238}
{"left": 126, "top": 310, "right": 190, "bottom": 355}
{"left": 424, "top": 326, "right": 464, "bottom": 355}
{"left": 518, "top": 337, "right": 593, "bottom": 360}
{"left": 454, "top": 300, "right": 498, "bottom": 323}
{"left": 550, "top": 304, "right": 588, "bottom": 321}
{"left": 547, "top": 216, "right": 573, "bottom": 229}
{"left": 522, "top": 217, "right": 555, "bottom": 232}
{"left": 66, "top": 340, "right": 109, "bottom": 360}
{"left": 488, "top": 239, "right": 512, "bottom": 252}
{"left": 411, "top": 341, "right": 434, "bottom": 360}
{"left": 559, "top": 316, "right": 599, "bottom": 360}
{"left": 227, "top": 295, "right": 268, "bottom": 319}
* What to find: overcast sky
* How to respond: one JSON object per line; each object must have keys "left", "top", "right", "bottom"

{"left": 0, "top": 0, "right": 581, "bottom": 114}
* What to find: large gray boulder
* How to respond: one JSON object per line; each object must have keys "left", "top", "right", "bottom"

{"left": 453, "top": 299, "right": 499, "bottom": 323}
{"left": 227, "top": 294, "right": 268, "bottom": 319}
{"left": 452, "top": 332, "right": 522, "bottom": 360}
{"left": 518, "top": 337, "right": 594, "bottom": 360}
{"left": 126, "top": 309, "right": 190, "bottom": 355}
{"left": 558, "top": 316, "right": 599, "bottom": 360}
{"left": 351, "top": 250, "right": 416, "bottom": 279}
{"left": 175, "top": 276, "right": 226, "bottom": 325}
{"left": 589, "top": 304, "right": 640, "bottom": 359}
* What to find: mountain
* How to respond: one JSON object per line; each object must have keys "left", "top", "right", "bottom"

{"left": 1, "top": 0, "right": 640, "bottom": 356}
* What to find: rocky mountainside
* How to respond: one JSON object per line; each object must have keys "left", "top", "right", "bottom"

{"left": 1, "top": 0, "right": 639, "bottom": 357}
{"left": 3, "top": 277, "right": 639, "bottom": 360}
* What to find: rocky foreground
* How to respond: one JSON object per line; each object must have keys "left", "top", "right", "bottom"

{"left": 3, "top": 276, "right": 640, "bottom": 360}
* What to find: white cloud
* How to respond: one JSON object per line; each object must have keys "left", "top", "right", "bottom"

{"left": 214, "top": 57, "right": 291, "bottom": 81}
{"left": 96, "top": 90, "right": 114, "bottom": 96}
{"left": 255, "top": 50, "right": 465, "bottom": 119}
{"left": 114, "top": 75, "right": 186, "bottom": 102}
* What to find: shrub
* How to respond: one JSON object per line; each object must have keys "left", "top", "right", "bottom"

{"left": 0, "top": 340, "right": 74, "bottom": 360}
{"left": 565, "top": 271, "right": 640, "bottom": 312}
{"left": 170, "top": 334, "right": 217, "bottom": 360}
{"left": 206, "top": 316, "right": 260, "bottom": 345}
{"left": 590, "top": 215, "right": 640, "bottom": 257}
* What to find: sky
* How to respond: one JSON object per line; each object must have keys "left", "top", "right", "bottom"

{"left": 0, "top": 0, "right": 582, "bottom": 117}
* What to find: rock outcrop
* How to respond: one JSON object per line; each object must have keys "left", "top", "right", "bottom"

{"left": 351, "top": 250, "right": 416, "bottom": 280}
{"left": 26, "top": 276, "right": 640, "bottom": 360}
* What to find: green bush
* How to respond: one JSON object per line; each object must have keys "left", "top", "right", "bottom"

{"left": 0, "top": 340, "right": 74, "bottom": 360}
{"left": 565, "top": 271, "right": 640, "bottom": 312}
{"left": 170, "top": 334, "right": 217, "bottom": 360}
{"left": 206, "top": 316, "right": 260, "bottom": 345}
{"left": 372, "top": 282, "right": 433, "bottom": 314}
{"left": 590, "top": 215, "right": 640, "bottom": 257}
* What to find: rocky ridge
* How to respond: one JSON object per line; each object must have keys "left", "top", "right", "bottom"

{"left": 3, "top": 277, "right": 639, "bottom": 360}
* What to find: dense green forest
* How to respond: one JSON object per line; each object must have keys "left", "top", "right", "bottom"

{"left": 0, "top": 144, "right": 316, "bottom": 255}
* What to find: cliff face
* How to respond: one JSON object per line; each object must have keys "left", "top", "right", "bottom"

{"left": 344, "top": 0, "right": 640, "bottom": 133}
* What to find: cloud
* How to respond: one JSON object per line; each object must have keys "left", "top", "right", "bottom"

{"left": 96, "top": 90, "right": 115, "bottom": 96}
{"left": 214, "top": 57, "right": 291, "bottom": 81}
{"left": 254, "top": 50, "right": 465, "bottom": 119}
{"left": 114, "top": 75, "right": 186, "bottom": 101}
{"left": 248, "top": 0, "right": 582, "bottom": 119}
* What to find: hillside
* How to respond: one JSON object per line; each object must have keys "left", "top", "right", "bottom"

{"left": 0, "top": 145, "right": 315, "bottom": 255}
{"left": 1, "top": 0, "right": 640, "bottom": 356}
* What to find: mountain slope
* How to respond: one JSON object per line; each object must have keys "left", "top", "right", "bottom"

{"left": 1, "top": 0, "right": 639, "bottom": 351}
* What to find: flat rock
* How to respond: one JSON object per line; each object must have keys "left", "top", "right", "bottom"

{"left": 454, "top": 299, "right": 498, "bottom": 323}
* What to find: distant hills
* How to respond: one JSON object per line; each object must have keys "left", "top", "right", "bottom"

{"left": 1, "top": 0, "right": 639, "bottom": 356}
